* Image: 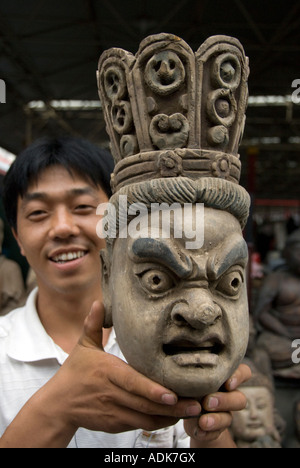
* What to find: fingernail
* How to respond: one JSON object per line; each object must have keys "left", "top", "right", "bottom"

{"left": 208, "top": 396, "right": 219, "bottom": 409}
{"left": 205, "top": 415, "right": 215, "bottom": 429}
{"left": 185, "top": 405, "right": 201, "bottom": 417}
{"left": 229, "top": 377, "right": 238, "bottom": 390}
{"left": 162, "top": 393, "right": 177, "bottom": 405}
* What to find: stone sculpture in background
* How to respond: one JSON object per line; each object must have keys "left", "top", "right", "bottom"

{"left": 97, "top": 33, "right": 251, "bottom": 399}
{"left": 255, "top": 228, "right": 300, "bottom": 379}
{"left": 231, "top": 359, "right": 283, "bottom": 448}
{"left": 0, "top": 218, "right": 25, "bottom": 315}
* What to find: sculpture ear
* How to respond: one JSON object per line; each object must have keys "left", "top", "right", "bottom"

{"left": 100, "top": 248, "right": 113, "bottom": 328}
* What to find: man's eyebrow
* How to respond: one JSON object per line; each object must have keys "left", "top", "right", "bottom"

{"left": 22, "top": 192, "right": 48, "bottom": 203}
{"left": 67, "top": 187, "right": 100, "bottom": 199}
{"left": 22, "top": 187, "right": 97, "bottom": 204}
{"left": 130, "top": 238, "right": 193, "bottom": 279}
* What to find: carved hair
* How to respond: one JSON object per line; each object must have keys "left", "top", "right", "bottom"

{"left": 103, "top": 175, "right": 250, "bottom": 252}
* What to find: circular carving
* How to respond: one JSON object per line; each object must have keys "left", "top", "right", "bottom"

{"left": 145, "top": 51, "right": 185, "bottom": 95}
{"left": 120, "top": 135, "right": 138, "bottom": 157}
{"left": 149, "top": 113, "right": 189, "bottom": 149}
{"left": 212, "top": 154, "right": 231, "bottom": 179}
{"left": 215, "top": 99, "right": 231, "bottom": 118}
{"left": 111, "top": 101, "right": 133, "bottom": 134}
{"left": 157, "top": 150, "right": 183, "bottom": 177}
{"left": 104, "top": 65, "right": 127, "bottom": 101}
{"left": 212, "top": 53, "right": 241, "bottom": 90}
{"left": 207, "top": 125, "right": 229, "bottom": 146}
{"left": 207, "top": 89, "right": 237, "bottom": 127}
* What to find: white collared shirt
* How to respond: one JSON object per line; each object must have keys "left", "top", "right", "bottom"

{"left": 0, "top": 289, "right": 189, "bottom": 448}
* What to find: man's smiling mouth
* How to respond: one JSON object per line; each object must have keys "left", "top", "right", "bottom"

{"left": 50, "top": 251, "right": 88, "bottom": 264}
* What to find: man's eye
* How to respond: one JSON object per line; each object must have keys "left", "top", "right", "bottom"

{"left": 75, "top": 205, "right": 95, "bottom": 213}
{"left": 216, "top": 270, "right": 244, "bottom": 297}
{"left": 138, "top": 269, "right": 175, "bottom": 294}
{"left": 28, "top": 210, "right": 47, "bottom": 220}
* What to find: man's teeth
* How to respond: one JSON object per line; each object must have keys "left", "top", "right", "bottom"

{"left": 52, "top": 251, "right": 86, "bottom": 263}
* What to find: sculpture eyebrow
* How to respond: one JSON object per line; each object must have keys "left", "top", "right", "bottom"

{"left": 208, "top": 237, "right": 249, "bottom": 279}
{"left": 131, "top": 238, "right": 193, "bottom": 279}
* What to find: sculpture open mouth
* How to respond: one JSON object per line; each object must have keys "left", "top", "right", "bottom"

{"left": 247, "top": 422, "right": 262, "bottom": 430}
{"left": 163, "top": 337, "right": 224, "bottom": 367}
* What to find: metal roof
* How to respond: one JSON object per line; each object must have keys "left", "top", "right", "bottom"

{"left": 0, "top": 0, "right": 300, "bottom": 199}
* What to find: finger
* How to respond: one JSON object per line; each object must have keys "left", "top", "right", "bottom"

{"left": 110, "top": 385, "right": 202, "bottom": 419}
{"left": 125, "top": 393, "right": 202, "bottom": 419}
{"left": 193, "top": 429, "right": 223, "bottom": 443}
{"left": 224, "top": 363, "right": 252, "bottom": 391}
{"left": 109, "top": 362, "right": 202, "bottom": 417}
{"left": 79, "top": 301, "right": 105, "bottom": 350}
{"left": 202, "top": 389, "right": 247, "bottom": 413}
{"left": 102, "top": 403, "right": 180, "bottom": 434}
{"left": 108, "top": 360, "right": 203, "bottom": 416}
{"left": 109, "top": 360, "right": 179, "bottom": 406}
{"left": 199, "top": 411, "right": 232, "bottom": 433}
{"left": 184, "top": 418, "right": 224, "bottom": 443}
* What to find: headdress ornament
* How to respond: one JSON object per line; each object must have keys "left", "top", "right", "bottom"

{"left": 97, "top": 33, "right": 250, "bottom": 228}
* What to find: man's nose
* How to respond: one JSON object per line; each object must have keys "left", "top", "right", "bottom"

{"left": 49, "top": 207, "right": 80, "bottom": 239}
{"left": 170, "top": 291, "right": 222, "bottom": 328}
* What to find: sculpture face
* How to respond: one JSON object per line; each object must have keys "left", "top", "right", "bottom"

{"left": 231, "top": 387, "right": 274, "bottom": 442}
{"left": 103, "top": 206, "right": 249, "bottom": 398}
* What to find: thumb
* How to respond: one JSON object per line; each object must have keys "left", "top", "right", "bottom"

{"left": 79, "top": 301, "right": 105, "bottom": 350}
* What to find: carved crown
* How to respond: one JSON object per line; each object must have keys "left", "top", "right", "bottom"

{"left": 97, "top": 33, "right": 249, "bottom": 194}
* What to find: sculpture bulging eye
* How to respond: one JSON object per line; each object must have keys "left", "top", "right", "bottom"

{"left": 139, "top": 269, "right": 175, "bottom": 294}
{"left": 216, "top": 270, "right": 243, "bottom": 297}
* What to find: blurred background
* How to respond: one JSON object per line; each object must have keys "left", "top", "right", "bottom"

{"left": 0, "top": 0, "right": 300, "bottom": 448}
{"left": 0, "top": 0, "right": 300, "bottom": 300}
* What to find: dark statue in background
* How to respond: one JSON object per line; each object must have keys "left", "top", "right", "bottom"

{"left": 256, "top": 229, "right": 300, "bottom": 379}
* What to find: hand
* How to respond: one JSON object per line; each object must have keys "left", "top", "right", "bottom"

{"left": 184, "top": 364, "right": 252, "bottom": 448}
{"left": 42, "top": 301, "right": 202, "bottom": 441}
{"left": 0, "top": 301, "right": 203, "bottom": 448}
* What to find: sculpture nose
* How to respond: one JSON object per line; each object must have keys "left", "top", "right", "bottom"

{"left": 171, "top": 294, "right": 222, "bottom": 328}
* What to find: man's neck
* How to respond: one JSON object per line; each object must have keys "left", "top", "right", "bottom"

{"left": 36, "top": 283, "right": 103, "bottom": 354}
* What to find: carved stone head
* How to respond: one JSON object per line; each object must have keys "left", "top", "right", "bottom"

{"left": 231, "top": 360, "right": 281, "bottom": 447}
{"left": 97, "top": 33, "right": 251, "bottom": 398}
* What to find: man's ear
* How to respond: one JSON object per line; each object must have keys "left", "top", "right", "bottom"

{"left": 100, "top": 248, "right": 113, "bottom": 328}
{"left": 12, "top": 228, "right": 26, "bottom": 257}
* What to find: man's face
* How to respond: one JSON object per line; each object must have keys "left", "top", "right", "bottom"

{"left": 107, "top": 206, "right": 249, "bottom": 398}
{"left": 14, "top": 165, "right": 107, "bottom": 296}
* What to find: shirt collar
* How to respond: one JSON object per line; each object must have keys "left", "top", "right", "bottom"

{"left": 104, "top": 327, "right": 116, "bottom": 352}
{"left": 7, "top": 288, "right": 68, "bottom": 365}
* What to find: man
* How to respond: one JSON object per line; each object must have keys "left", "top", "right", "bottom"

{"left": 0, "top": 137, "right": 250, "bottom": 448}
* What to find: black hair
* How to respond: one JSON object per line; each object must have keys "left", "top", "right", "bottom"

{"left": 3, "top": 136, "right": 114, "bottom": 231}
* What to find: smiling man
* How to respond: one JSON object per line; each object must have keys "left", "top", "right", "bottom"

{"left": 0, "top": 136, "right": 250, "bottom": 448}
